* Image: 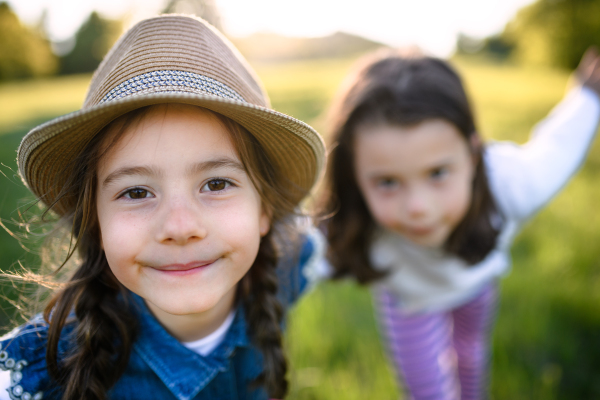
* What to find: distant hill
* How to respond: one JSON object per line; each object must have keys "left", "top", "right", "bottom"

{"left": 231, "top": 31, "right": 387, "bottom": 62}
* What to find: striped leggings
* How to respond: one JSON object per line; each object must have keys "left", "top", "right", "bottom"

{"left": 375, "top": 284, "right": 498, "bottom": 400}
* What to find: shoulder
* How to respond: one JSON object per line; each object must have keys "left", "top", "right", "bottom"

{"left": 482, "top": 142, "right": 528, "bottom": 220}
{"left": 297, "top": 222, "right": 327, "bottom": 277}
{"left": 1, "top": 316, "right": 49, "bottom": 371}
{"left": 482, "top": 140, "right": 523, "bottom": 196}
{"left": 0, "top": 316, "right": 66, "bottom": 400}
{"left": 275, "top": 218, "right": 327, "bottom": 307}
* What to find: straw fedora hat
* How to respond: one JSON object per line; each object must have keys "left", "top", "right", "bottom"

{"left": 18, "top": 14, "right": 325, "bottom": 216}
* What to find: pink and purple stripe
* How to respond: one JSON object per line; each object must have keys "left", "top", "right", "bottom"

{"left": 375, "top": 284, "right": 497, "bottom": 400}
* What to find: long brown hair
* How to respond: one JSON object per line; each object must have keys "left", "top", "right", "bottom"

{"left": 41, "top": 105, "right": 297, "bottom": 399}
{"left": 324, "top": 49, "right": 502, "bottom": 284}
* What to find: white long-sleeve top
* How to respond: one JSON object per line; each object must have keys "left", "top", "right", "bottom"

{"left": 369, "top": 86, "right": 600, "bottom": 313}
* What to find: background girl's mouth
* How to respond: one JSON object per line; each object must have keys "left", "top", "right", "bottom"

{"left": 408, "top": 227, "right": 434, "bottom": 235}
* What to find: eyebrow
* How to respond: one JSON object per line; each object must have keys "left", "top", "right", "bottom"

{"left": 365, "top": 157, "right": 455, "bottom": 178}
{"left": 102, "top": 166, "right": 162, "bottom": 189}
{"left": 426, "top": 158, "right": 455, "bottom": 169}
{"left": 101, "top": 157, "right": 246, "bottom": 189}
{"left": 186, "top": 158, "right": 246, "bottom": 176}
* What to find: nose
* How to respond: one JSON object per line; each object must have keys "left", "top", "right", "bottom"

{"left": 403, "top": 185, "right": 431, "bottom": 219}
{"left": 156, "top": 199, "right": 207, "bottom": 245}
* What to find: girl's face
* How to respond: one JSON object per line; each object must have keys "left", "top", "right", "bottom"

{"left": 354, "top": 119, "right": 476, "bottom": 248}
{"left": 96, "top": 104, "right": 270, "bottom": 336}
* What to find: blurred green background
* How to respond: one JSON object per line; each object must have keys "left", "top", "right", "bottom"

{"left": 1, "top": 0, "right": 600, "bottom": 398}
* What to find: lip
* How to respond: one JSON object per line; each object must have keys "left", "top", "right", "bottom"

{"left": 406, "top": 226, "right": 435, "bottom": 236}
{"left": 149, "top": 260, "right": 218, "bottom": 275}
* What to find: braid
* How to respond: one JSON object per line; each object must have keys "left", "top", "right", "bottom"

{"left": 241, "top": 231, "right": 288, "bottom": 398}
{"left": 41, "top": 114, "right": 139, "bottom": 399}
{"left": 44, "top": 241, "right": 137, "bottom": 400}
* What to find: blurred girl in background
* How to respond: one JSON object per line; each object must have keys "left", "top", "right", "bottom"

{"left": 322, "top": 47, "right": 600, "bottom": 399}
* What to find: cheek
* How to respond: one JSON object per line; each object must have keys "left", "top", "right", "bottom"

{"left": 443, "top": 177, "right": 473, "bottom": 226}
{"left": 98, "top": 210, "right": 147, "bottom": 268}
{"left": 217, "top": 203, "right": 263, "bottom": 259}
{"left": 361, "top": 191, "right": 398, "bottom": 228}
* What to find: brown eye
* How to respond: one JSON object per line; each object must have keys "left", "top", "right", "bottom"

{"left": 208, "top": 180, "right": 226, "bottom": 191}
{"left": 203, "top": 179, "right": 232, "bottom": 192}
{"left": 126, "top": 188, "right": 150, "bottom": 199}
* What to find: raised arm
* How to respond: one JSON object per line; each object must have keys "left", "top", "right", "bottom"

{"left": 486, "top": 47, "right": 600, "bottom": 221}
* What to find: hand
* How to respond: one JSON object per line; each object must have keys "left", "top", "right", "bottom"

{"left": 575, "top": 46, "right": 600, "bottom": 96}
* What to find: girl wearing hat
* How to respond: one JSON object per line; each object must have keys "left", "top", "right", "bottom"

{"left": 0, "top": 15, "right": 325, "bottom": 400}
{"left": 322, "top": 48, "right": 600, "bottom": 399}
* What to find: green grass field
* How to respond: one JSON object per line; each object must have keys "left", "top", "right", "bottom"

{"left": 1, "top": 56, "right": 599, "bottom": 399}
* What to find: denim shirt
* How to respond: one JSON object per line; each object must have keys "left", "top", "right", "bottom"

{"left": 0, "top": 230, "right": 324, "bottom": 400}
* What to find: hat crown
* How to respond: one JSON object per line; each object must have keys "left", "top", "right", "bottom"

{"left": 18, "top": 14, "right": 324, "bottom": 217}
{"left": 83, "top": 15, "right": 269, "bottom": 109}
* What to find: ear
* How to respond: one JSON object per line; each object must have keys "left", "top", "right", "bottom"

{"left": 469, "top": 133, "right": 482, "bottom": 164}
{"left": 259, "top": 207, "right": 272, "bottom": 237}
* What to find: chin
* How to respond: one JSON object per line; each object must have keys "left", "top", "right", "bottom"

{"left": 412, "top": 239, "right": 441, "bottom": 248}
{"left": 153, "top": 297, "right": 219, "bottom": 316}
{"left": 406, "top": 232, "right": 447, "bottom": 248}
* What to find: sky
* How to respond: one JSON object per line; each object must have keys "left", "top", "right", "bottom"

{"left": 8, "top": 0, "right": 536, "bottom": 56}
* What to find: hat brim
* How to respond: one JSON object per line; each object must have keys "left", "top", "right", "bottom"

{"left": 18, "top": 92, "right": 325, "bottom": 216}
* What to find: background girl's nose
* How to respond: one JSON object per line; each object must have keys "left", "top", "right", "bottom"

{"left": 157, "top": 203, "right": 207, "bottom": 245}
{"left": 405, "top": 188, "right": 430, "bottom": 217}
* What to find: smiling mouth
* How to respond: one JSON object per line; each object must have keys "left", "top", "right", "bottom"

{"left": 150, "top": 260, "right": 218, "bottom": 273}
{"left": 407, "top": 227, "right": 435, "bottom": 236}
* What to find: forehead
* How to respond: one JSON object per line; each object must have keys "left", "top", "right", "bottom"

{"left": 353, "top": 120, "right": 470, "bottom": 173}
{"left": 100, "top": 104, "right": 236, "bottom": 161}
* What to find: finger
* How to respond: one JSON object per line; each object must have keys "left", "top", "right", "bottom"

{"left": 578, "top": 47, "right": 599, "bottom": 73}
{"left": 577, "top": 48, "right": 600, "bottom": 84}
{"left": 582, "top": 46, "right": 599, "bottom": 66}
{"left": 588, "top": 53, "right": 600, "bottom": 79}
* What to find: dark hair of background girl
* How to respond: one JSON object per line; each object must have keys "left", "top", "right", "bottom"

{"left": 41, "top": 105, "right": 296, "bottom": 400}
{"left": 323, "top": 49, "right": 502, "bottom": 283}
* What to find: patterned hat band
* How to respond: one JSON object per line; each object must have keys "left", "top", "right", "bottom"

{"left": 99, "top": 70, "right": 247, "bottom": 104}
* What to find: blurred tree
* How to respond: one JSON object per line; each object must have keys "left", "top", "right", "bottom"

{"left": 233, "top": 31, "right": 385, "bottom": 62}
{"left": 59, "top": 11, "right": 121, "bottom": 75}
{"left": 0, "top": 2, "right": 57, "bottom": 82}
{"left": 162, "top": 0, "right": 222, "bottom": 31}
{"left": 502, "top": 0, "right": 600, "bottom": 69}
{"left": 456, "top": 33, "right": 514, "bottom": 61}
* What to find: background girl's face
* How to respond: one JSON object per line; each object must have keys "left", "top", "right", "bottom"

{"left": 96, "top": 104, "right": 270, "bottom": 331}
{"left": 354, "top": 119, "right": 475, "bottom": 248}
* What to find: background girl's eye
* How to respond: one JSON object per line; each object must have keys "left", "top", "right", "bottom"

{"left": 378, "top": 177, "right": 399, "bottom": 189}
{"left": 126, "top": 188, "right": 150, "bottom": 199}
{"left": 430, "top": 167, "right": 448, "bottom": 180}
{"left": 205, "top": 179, "right": 231, "bottom": 192}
